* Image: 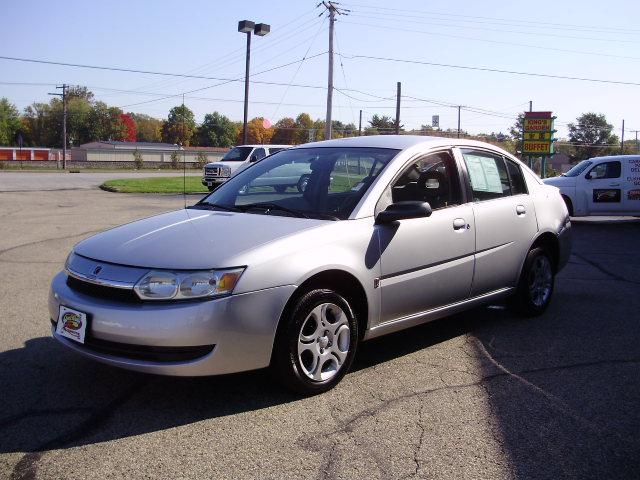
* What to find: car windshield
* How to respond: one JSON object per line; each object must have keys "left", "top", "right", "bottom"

{"left": 195, "top": 147, "right": 399, "bottom": 220}
{"left": 563, "top": 160, "right": 593, "bottom": 177}
{"left": 222, "top": 146, "right": 253, "bottom": 162}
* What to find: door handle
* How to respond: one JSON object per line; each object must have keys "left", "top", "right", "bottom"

{"left": 453, "top": 218, "right": 467, "bottom": 230}
{"left": 516, "top": 205, "right": 526, "bottom": 215}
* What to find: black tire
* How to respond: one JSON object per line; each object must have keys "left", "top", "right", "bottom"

{"left": 271, "top": 289, "right": 359, "bottom": 395}
{"left": 274, "top": 185, "right": 287, "bottom": 194}
{"left": 511, "top": 247, "right": 555, "bottom": 316}
{"left": 562, "top": 195, "right": 574, "bottom": 217}
{"left": 297, "top": 174, "right": 310, "bottom": 193}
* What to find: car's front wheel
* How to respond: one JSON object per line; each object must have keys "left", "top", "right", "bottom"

{"left": 272, "top": 289, "right": 358, "bottom": 395}
{"left": 512, "top": 247, "right": 555, "bottom": 316}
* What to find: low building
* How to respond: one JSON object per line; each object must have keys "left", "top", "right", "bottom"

{"left": 0, "top": 146, "right": 56, "bottom": 161}
{"left": 71, "top": 141, "right": 229, "bottom": 167}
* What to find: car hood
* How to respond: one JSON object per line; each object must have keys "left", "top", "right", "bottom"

{"left": 74, "top": 209, "right": 326, "bottom": 270}
{"left": 543, "top": 176, "right": 576, "bottom": 187}
{"left": 204, "top": 161, "right": 244, "bottom": 169}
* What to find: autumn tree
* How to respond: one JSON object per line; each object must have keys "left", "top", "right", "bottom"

{"left": 271, "top": 117, "right": 297, "bottom": 145}
{"left": 120, "top": 113, "right": 137, "bottom": 142}
{"left": 294, "top": 113, "right": 314, "bottom": 144}
{"left": 162, "top": 105, "right": 196, "bottom": 146}
{"left": 85, "top": 102, "right": 126, "bottom": 142}
{"left": 238, "top": 117, "right": 274, "bottom": 144}
{"left": 0, "top": 98, "right": 22, "bottom": 146}
{"left": 130, "top": 113, "right": 163, "bottom": 142}
{"left": 568, "top": 112, "right": 619, "bottom": 161}
{"left": 195, "top": 112, "right": 237, "bottom": 147}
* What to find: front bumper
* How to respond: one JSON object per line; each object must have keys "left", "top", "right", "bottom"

{"left": 49, "top": 271, "right": 295, "bottom": 376}
{"left": 201, "top": 176, "right": 229, "bottom": 187}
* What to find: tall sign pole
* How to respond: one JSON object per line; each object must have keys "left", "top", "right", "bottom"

{"left": 395, "top": 82, "right": 401, "bottom": 134}
{"left": 522, "top": 111, "right": 556, "bottom": 178}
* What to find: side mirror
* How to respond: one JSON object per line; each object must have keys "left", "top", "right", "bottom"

{"left": 375, "top": 201, "right": 432, "bottom": 225}
{"left": 586, "top": 171, "right": 596, "bottom": 180}
{"left": 250, "top": 155, "right": 258, "bottom": 162}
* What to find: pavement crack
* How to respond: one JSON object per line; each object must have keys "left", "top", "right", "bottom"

{"left": 0, "top": 230, "right": 102, "bottom": 257}
{"left": 10, "top": 379, "right": 149, "bottom": 480}
{"left": 573, "top": 252, "right": 640, "bottom": 285}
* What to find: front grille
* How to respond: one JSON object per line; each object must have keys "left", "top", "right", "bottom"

{"left": 82, "top": 337, "right": 215, "bottom": 362}
{"left": 51, "top": 320, "right": 215, "bottom": 362}
{"left": 66, "top": 276, "right": 141, "bottom": 303}
{"left": 205, "top": 167, "right": 220, "bottom": 176}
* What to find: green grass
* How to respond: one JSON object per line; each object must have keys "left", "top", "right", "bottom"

{"left": 100, "top": 176, "right": 209, "bottom": 194}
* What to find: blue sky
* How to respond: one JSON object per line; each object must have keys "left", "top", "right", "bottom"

{"left": 2, "top": 0, "right": 640, "bottom": 138}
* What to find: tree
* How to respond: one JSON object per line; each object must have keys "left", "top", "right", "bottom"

{"left": 294, "top": 113, "right": 314, "bottom": 144}
{"left": 368, "top": 114, "right": 398, "bottom": 134}
{"left": 84, "top": 102, "right": 126, "bottom": 143}
{"left": 120, "top": 114, "right": 137, "bottom": 142}
{"left": 271, "top": 117, "right": 297, "bottom": 145}
{"left": 0, "top": 98, "right": 22, "bottom": 146}
{"left": 66, "top": 86, "right": 94, "bottom": 102}
{"left": 509, "top": 113, "right": 526, "bottom": 153}
{"left": 133, "top": 149, "right": 143, "bottom": 169}
{"left": 195, "top": 112, "right": 237, "bottom": 147}
{"left": 129, "top": 113, "right": 163, "bottom": 142}
{"left": 162, "top": 105, "right": 196, "bottom": 146}
{"left": 22, "top": 103, "right": 54, "bottom": 146}
{"left": 238, "top": 117, "right": 274, "bottom": 144}
{"left": 568, "top": 113, "right": 618, "bottom": 161}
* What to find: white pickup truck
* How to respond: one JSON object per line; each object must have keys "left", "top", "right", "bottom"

{"left": 202, "top": 144, "right": 290, "bottom": 191}
{"left": 544, "top": 155, "right": 640, "bottom": 216}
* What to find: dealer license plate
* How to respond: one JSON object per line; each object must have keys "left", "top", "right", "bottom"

{"left": 207, "top": 181, "right": 213, "bottom": 187}
{"left": 56, "top": 306, "right": 88, "bottom": 344}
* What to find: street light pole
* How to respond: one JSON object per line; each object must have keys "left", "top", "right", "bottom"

{"left": 238, "top": 20, "right": 270, "bottom": 145}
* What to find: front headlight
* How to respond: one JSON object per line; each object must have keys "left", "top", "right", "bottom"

{"left": 133, "top": 268, "right": 244, "bottom": 301}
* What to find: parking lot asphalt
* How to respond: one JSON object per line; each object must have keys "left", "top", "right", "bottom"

{"left": 0, "top": 171, "right": 201, "bottom": 192}
{"left": 1, "top": 178, "right": 639, "bottom": 479}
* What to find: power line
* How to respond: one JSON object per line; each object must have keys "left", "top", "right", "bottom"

{"left": 341, "top": 2, "right": 640, "bottom": 35}
{"left": 343, "top": 19, "right": 640, "bottom": 61}
{"left": 340, "top": 53, "right": 640, "bottom": 87}
{"left": 344, "top": 13, "right": 640, "bottom": 45}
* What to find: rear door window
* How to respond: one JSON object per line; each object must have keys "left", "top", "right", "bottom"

{"left": 505, "top": 159, "right": 528, "bottom": 195}
{"left": 461, "top": 150, "right": 511, "bottom": 201}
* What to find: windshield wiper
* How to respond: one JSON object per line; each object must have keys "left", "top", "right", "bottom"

{"left": 238, "top": 202, "right": 310, "bottom": 219}
{"left": 188, "top": 202, "right": 241, "bottom": 213}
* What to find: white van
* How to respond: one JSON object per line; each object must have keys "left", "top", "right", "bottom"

{"left": 202, "top": 144, "right": 291, "bottom": 191}
{"left": 544, "top": 155, "right": 640, "bottom": 216}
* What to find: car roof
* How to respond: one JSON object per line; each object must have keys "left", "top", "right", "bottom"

{"left": 235, "top": 144, "right": 291, "bottom": 148}
{"left": 296, "top": 135, "right": 511, "bottom": 154}
{"left": 589, "top": 155, "right": 640, "bottom": 161}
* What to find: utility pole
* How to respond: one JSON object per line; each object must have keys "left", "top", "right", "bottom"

{"left": 358, "top": 109, "right": 362, "bottom": 136}
{"left": 49, "top": 83, "right": 68, "bottom": 169}
{"left": 322, "top": 1, "right": 347, "bottom": 140}
{"left": 395, "top": 82, "right": 401, "bottom": 135}
{"left": 457, "top": 106, "right": 462, "bottom": 139}
{"left": 631, "top": 130, "right": 640, "bottom": 153}
{"left": 621, "top": 119, "right": 625, "bottom": 154}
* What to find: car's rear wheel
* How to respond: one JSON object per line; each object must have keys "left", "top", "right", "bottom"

{"left": 562, "top": 195, "right": 574, "bottom": 216}
{"left": 272, "top": 289, "right": 358, "bottom": 395}
{"left": 512, "top": 247, "right": 555, "bottom": 316}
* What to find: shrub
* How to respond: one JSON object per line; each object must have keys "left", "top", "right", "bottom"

{"left": 133, "top": 149, "right": 143, "bottom": 169}
{"left": 170, "top": 151, "right": 180, "bottom": 170}
{"left": 196, "top": 151, "right": 207, "bottom": 169}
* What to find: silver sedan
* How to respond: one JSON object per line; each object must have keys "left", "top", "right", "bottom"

{"left": 49, "top": 136, "right": 571, "bottom": 394}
